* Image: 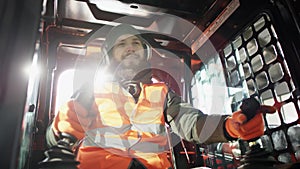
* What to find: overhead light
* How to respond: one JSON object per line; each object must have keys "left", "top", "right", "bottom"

{"left": 89, "top": 0, "right": 166, "bottom": 17}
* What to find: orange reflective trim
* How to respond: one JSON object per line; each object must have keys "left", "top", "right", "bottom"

{"left": 77, "top": 147, "right": 132, "bottom": 169}
{"left": 79, "top": 83, "right": 171, "bottom": 168}
{"left": 142, "top": 83, "right": 168, "bottom": 102}
{"left": 77, "top": 146, "right": 171, "bottom": 169}
{"left": 93, "top": 83, "right": 168, "bottom": 127}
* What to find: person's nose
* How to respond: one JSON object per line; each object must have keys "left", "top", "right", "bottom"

{"left": 125, "top": 44, "right": 135, "bottom": 54}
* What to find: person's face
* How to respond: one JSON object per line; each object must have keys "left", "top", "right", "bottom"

{"left": 109, "top": 34, "right": 150, "bottom": 82}
{"left": 111, "top": 34, "right": 145, "bottom": 66}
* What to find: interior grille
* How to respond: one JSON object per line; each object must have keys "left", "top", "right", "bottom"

{"left": 221, "top": 13, "right": 300, "bottom": 163}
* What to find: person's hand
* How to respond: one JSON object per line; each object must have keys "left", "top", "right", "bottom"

{"left": 225, "top": 105, "right": 276, "bottom": 140}
{"left": 53, "top": 100, "right": 97, "bottom": 139}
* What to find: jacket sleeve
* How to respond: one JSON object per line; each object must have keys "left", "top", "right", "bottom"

{"left": 165, "top": 89, "right": 230, "bottom": 144}
{"left": 46, "top": 83, "right": 96, "bottom": 147}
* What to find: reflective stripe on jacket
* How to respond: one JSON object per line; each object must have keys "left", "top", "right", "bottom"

{"left": 78, "top": 82, "right": 172, "bottom": 169}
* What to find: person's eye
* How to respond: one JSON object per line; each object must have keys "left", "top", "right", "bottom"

{"left": 116, "top": 42, "right": 125, "bottom": 47}
{"left": 133, "top": 41, "right": 142, "bottom": 46}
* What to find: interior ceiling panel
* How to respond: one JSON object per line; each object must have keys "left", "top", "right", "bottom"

{"left": 118, "top": 0, "right": 220, "bottom": 17}
{"left": 52, "top": 0, "right": 235, "bottom": 59}
{"left": 58, "top": 0, "right": 232, "bottom": 30}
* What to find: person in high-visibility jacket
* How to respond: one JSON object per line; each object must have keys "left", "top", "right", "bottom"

{"left": 46, "top": 24, "right": 276, "bottom": 169}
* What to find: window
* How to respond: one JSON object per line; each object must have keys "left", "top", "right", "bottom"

{"left": 55, "top": 69, "right": 75, "bottom": 115}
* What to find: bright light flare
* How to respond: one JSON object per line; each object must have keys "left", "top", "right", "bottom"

{"left": 24, "top": 53, "right": 41, "bottom": 78}
{"left": 94, "top": 68, "right": 113, "bottom": 87}
{"left": 94, "top": 0, "right": 148, "bottom": 17}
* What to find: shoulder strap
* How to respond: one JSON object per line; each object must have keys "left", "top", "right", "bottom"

{"left": 163, "top": 87, "right": 172, "bottom": 126}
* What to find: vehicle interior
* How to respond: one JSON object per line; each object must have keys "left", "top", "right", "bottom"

{"left": 1, "top": 0, "right": 300, "bottom": 168}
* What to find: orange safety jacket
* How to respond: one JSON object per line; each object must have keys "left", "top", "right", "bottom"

{"left": 57, "top": 82, "right": 173, "bottom": 169}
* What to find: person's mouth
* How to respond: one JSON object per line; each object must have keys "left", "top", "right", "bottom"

{"left": 123, "top": 53, "right": 139, "bottom": 60}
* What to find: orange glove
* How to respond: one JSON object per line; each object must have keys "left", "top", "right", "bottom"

{"left": 225, "top": 105, "right": 276, "bottom": 140}
{"left": 52, "top": 100, "right": 97, "bottom": 139}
